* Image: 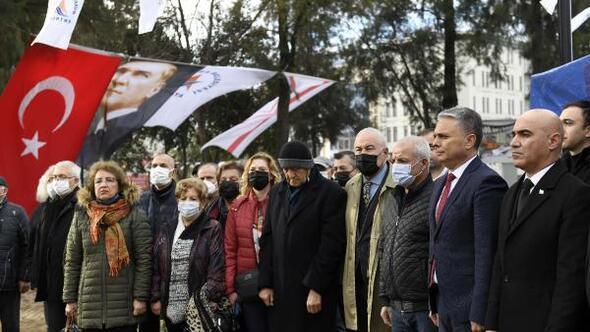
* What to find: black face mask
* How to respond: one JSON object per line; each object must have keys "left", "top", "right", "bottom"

{"left": 356, "top": 154, "right": 380, "bottom": 177}
{"left": 334, "top": 171, "right": 352, "bottom": 187}
{"left": 219, "top": 180, "right": 240, "bottom": 201}
{"left": 248, "top": 171, "right": 270, "bottom": 191}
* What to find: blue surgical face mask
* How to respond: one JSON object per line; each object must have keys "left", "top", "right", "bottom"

{"left": 392, "top": 161, "right": 423, "bottom": 188}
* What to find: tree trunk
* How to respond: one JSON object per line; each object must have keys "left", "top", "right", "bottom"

{"left": 441, "top": 0, "right": 457, "bottom": 109}
{"left": 276, "top": 0, "right": 291, "bottom": 156}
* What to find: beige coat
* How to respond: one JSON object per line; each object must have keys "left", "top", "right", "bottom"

{"left": 342, "top": 167, "right": 396, "bottom": 332}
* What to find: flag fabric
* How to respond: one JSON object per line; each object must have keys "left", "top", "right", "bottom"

{"left": 0, "top": 44, "right": 120, "bottom": 214}
{"left": 540, "top": 0, "right": 558, "bottom": 15}
{"left": 572, "top": 7, "right": 590, "bottom": 32}
{"left": 201, "top": 73, "right": 335, "bottom": 157}
{"left": 530, "top": 54, "right": 590, "bottom": 114}
{"left": 144, "top": 66, "right": 276, "bottom": 130}
{"left": 139, "top": 0, "right": 164, "bottom": 34}
{"left": 33, "top": 0, "right": 85, "bottom": 49}
{"left": 78, "top": 62, "right": 275, "bottom": 166}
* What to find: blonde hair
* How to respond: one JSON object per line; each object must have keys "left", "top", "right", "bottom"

{"left": 175, "top": 178, "right": 209, "bottom": 205}
{"left": 240, "top": 152, "right": 282, "bottom": 195}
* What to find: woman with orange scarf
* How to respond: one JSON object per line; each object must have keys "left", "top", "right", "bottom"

{"left": 63, "top": 161, "right": 152, "bottom": 331}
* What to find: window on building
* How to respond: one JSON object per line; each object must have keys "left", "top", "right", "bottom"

{"left": 519, "top": 76, "right": 523, "bottom": 92}
{"left": 392, "top": 104, "right": 397, "bottom": 117}
{"left": 520, "top": 100, "right": 524, "bottom": 114}
{"left": 472, "top": 71, "right": 476, "bottom": 86}
{"left": 487, "top": 97, "right": 490, "bottom": 114}
{"left": 473, "top": 96, "right": 476, "bottom": 110}
{"left": 386, "top": 102, "right": 391, "bottom": 118}
{"left": 386, "top": 127, "right": 392, "bottom": 143}
{"left": 482, "top": 97, "right": 486, "bottom": 113}
{"left": 481, "top": 71, "right": 485, "bottom": 87}
{"left": 393, "top": 127, "right": 398, "bottom": 142}
{"left": 404, "top": 126, "right": 408, "bottom": 137}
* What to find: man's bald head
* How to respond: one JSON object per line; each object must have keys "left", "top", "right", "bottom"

{"left": 354, "top": 127, "right": 389, "bottom": 177}
{"left": 511, "top": 109, "right": 563, "bottom": 175}
{"left": 355, "top": 127, "right": 387, "bottom": 150}
{"left": 151, "top": 153, "right": 175, "bottom": 170}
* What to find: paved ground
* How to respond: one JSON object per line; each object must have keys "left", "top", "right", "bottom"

{"left": 19, "top": 291, "right": 45, "bottom": 331}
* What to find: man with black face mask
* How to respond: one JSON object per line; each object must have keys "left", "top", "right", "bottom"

{"left": 333, "top": 151, "right": 358, "bottom": 187}
{"left": 342, "top": 128, "right": 394, "bottom": 332}
{"left": 207, "top": 160, "right": 243, "bottom": 228}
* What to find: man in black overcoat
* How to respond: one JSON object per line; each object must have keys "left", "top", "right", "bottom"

{"left": 258, "top": 140, "right": 347, "bottom": 332}
{"left": 485, "top": 109, "right": 590, "bottom": 331}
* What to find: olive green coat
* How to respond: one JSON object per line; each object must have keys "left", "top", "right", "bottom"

{"left": 63, "top": 186, "right": 152, "bottom": 329}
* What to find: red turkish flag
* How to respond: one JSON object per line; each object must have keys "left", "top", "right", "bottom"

{"left": 0, "top": 44, "right": 120, "bottom": 215}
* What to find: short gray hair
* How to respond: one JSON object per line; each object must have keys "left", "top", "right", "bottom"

{"left": 53, "top": 160, "right": 81, "bottom": 180}
{"left": 437, "top": 107, "right": 483, "bottom": 148}
{"left": 355, "top": 127, "right": 387, "bottom": 149}
{"left": 394, "top": 136, "right": 431, "bottom": 165}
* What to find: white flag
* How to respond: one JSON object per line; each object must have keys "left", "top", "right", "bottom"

{"left": 572, "top": 7, "right": 590, "bottom": 32}
{"left": 540, "top": 0, "right": 558, "bottom": 15}
{"left": 144, "top": 66, "right": 276, "bottom": 130}
{"left": 201, "top": 73, "right": 335, "bottom": 157}
{"left": 139, "top": 0, "right": 164, "bottom": 34}
{"left": 33, "top": 0, "right": 85, "bottom": 50}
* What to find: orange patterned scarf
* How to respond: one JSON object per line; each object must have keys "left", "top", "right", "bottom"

{"left": 87, "top": 199, "right": 131, "bottom": 277}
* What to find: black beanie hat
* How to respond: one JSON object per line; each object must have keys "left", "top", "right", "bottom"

{"left": 0, "top": 177, "right": 7, "bottom": 188}
{"left": 278, "top": 141, "right": 314, "bottom": 169}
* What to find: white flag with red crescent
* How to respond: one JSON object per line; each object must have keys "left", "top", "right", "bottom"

{"left": 201, "top": 73, "right": 335, "bottom": 157}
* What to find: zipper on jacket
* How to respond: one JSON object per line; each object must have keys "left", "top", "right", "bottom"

{"left": 101, "top": 241, "right": 107, "bottom": 326}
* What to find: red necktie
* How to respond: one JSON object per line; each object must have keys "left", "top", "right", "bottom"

{"left": 435, "top": 173, "right": 456, "bottom": 222}
{"left": 429, "top": 172, "right": 456, "bottom": 286}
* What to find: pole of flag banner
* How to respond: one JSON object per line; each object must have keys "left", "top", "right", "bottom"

{"left": 558, "top": 0, "right": 573, "bottom": 63}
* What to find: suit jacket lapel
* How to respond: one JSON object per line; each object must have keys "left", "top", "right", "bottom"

{"left": 507, "top": 161, "right": 566, "bottom": 237}
{"left": 434, "top": 157, "right": 481, "bottom": 238}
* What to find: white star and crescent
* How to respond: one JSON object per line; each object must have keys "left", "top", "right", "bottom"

{"left": 17, "top": 76, "right": 75, "bottom": 159}
{"left": 21, "top": 132, "right": 46, "bottom": 159}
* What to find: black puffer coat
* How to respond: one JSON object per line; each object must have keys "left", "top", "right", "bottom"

{"left": 0, "top": 199, "right": 30, "bottom": 291}
{"left": 378, "top": 176, "right": 433, "bottom": 304}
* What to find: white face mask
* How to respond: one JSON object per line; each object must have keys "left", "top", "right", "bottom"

{"left": 150, "top": 167, "right": 172, "bottom": 187}
{"left": 178, "top": 201, "right": 200, "bottom": 219}
{"left": 203, "top": 179, "right": 217, "bottom": 195}
{"left": 46, "top": 181, "right": 57, "bottom": 200}
{"left": 54, "top": 179, "right": 74, "bottom": 197}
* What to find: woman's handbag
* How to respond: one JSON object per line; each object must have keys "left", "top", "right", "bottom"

{"left": 234, "top": 269, "right": 259, "bottom": 302}
{"left": 60, "top": 315, "right": 81, "bottom": 332}
{"left": 185, "top": 288, "right": 238, "bottom": 332}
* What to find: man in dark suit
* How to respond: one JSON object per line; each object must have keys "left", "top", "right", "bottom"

{"left": 485, "top": 109, "right": 590, "bottom": 331}
{"left": 428, "top": 107, "right": 507, "bottom": 332}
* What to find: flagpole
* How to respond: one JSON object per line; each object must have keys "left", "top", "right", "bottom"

{"left": 558, "top": 0, "right": 573, "bottom": 63}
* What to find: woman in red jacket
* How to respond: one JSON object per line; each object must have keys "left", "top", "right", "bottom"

{"left": 225, "top": 152, "right": 281, "bottom": 332}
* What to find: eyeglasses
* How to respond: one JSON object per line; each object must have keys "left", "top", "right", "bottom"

{"left": 94, "top": 177, "right": 117, "bottom": 185}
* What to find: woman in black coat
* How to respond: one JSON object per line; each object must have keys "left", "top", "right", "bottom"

{"left": 258, "top": 141, "right": 347, "bottom": 332}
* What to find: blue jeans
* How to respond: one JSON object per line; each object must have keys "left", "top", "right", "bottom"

{"left": 391, "top": 309, "right": 437, "bottom": 332}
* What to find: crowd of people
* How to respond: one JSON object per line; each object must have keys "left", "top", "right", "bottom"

{"left": 1, "top": 102, "right": 590, "bottom": 332}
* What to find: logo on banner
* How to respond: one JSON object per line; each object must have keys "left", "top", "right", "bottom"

{"left": 175, "top": 69, "right": 221, "bottom": 98}
{"left": 53, "top": 0, "right": 80, "bottom": 23}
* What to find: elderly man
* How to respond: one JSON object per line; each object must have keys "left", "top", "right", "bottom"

{"left": 32, "top": 161, "right": 80, "bottom": 332}
{"left": 137, "top": 153, "right": 177, "bottom": 332}
{"left": 379, "top": 136, "right": 436, "bottom": 332}
{"left": 418, "top": 128, "right": 444, "bottom": 180}
{"left": 429, "top": 107, "right": 507, "bottom": 332}
{"left": 343, "top": 128, "right": 394, "bottom": 332}
{"left": 0, "top": 176, "right": 30, "bottom": 332}
{"left": 258, "top": 141, "right": 346, "bottom": 332}
{"left": 485, "top": 110, "right": 590, "bottom": 331}
{"left": 333, "top": 151, "right": 358, "bottom": 187}
{"left": 560, "top": 100, "right": 590, "bottom": 183}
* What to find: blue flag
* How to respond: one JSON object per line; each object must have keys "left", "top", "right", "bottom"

{"left": 530, "top": 54, "right": 590, "bottom": 115}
